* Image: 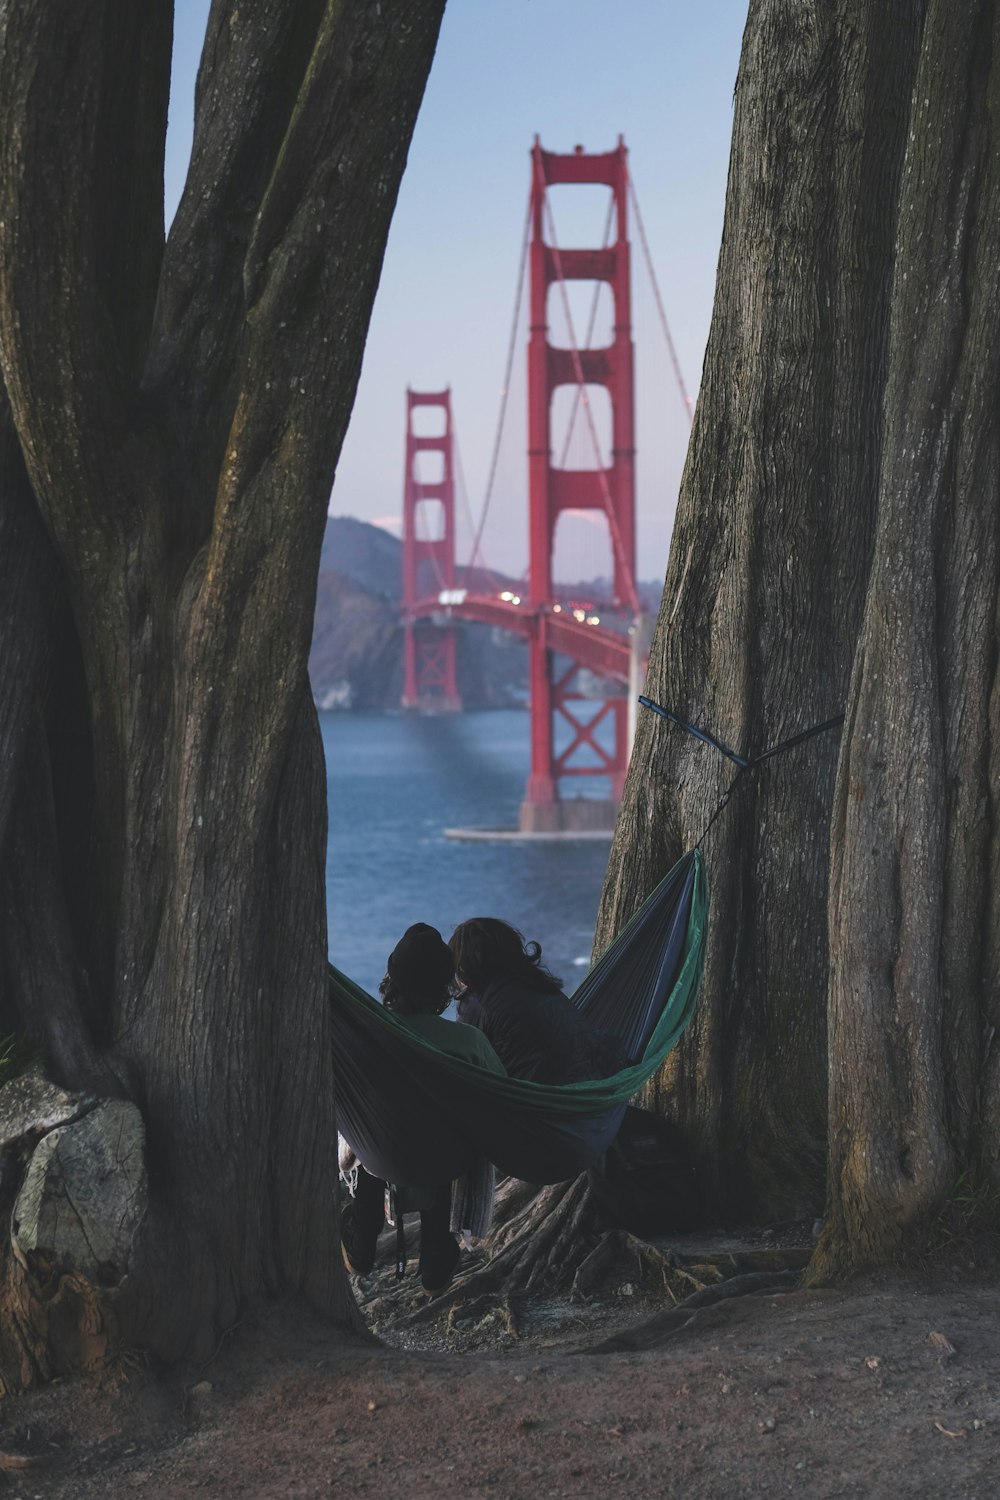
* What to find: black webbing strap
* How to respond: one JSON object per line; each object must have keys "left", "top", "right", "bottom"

{"left": 638, "top": 696, "right": 845, "bottom": 847}
{"left": 746, "top": 714, "right": 846, "bottom": 767}
{"left": 638, "top": 696, "right": 751, "bottom": 767}
{"left": 694, "top": 766, "right": 748, "bottom": 849}
{"left": 387, "top": 1186, "right": 408, "bottom": 1279}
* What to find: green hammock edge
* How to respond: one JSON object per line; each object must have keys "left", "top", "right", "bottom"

{"left": 329, "top": 848, "right": 708, "bottom": 1118}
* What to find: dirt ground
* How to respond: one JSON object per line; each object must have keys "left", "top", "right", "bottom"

{"left": 2, "top": 1246, "right": 997, "bottom": 1499}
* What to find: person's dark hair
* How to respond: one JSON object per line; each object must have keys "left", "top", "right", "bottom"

{"left": 379, "top": 923, "right": 455, "bottom": 1016}
{"left": 448, "top": 917, "right": 562, "bottom": 996}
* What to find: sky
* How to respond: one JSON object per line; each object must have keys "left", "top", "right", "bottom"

{"left": 166, "top": 2, "right": 748, "bottom": 582}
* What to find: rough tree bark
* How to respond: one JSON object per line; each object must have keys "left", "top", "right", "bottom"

{"left": 595, "top": 0, "right": 919, "bottom": 1223}
{"left": 0, "top": 0, "right": 446, "bottom": 1381}
{"left": 595, "top": 0, "right": 999, "bottom": 1258}
{"left": 817, "top": 0, "right": 1000, "bottom": 1271}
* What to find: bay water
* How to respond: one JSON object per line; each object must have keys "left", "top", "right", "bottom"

{"left": 323, "top": 709, "right": 612, "bottom": 997}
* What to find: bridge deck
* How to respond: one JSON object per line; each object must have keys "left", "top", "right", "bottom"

{"left": 407, "top": 592, "right": 633, "bottom": 683}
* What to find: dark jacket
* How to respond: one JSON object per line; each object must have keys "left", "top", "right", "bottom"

{"left": 457, "top": 977, "right": 626, "bottom": 1085}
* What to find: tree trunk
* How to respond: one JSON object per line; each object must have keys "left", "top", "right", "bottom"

{"left": 597, "top": 0, "right": 925, "bottom": 1223}
{"left": 817, "top": 0, "right": 1000, "bottom": 1271}
{"left": 596, "top": 0, "right": 998, "bottom": 1255}
{"left": 0, "top": 0, "right": 446, "bottom": 1378}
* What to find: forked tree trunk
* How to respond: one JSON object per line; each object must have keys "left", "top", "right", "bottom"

{"left": 817, "top": 0, "right": 1000, "bottom": 1271}
{"left": 0, "top": 0, "right": 446, "bottom": 1379}
{"left": 597, "top": 0, "right": 921, "bottom": 1223}
{"left": 596, "top": 0, "right": 998, "bottom": 1256}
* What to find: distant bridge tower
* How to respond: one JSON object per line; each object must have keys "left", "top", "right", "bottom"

{"left": 401, "top": 387, "right": 462, "bottom": 712}
{"left": 521, "top": 138, "right": 638, "bottom": 832}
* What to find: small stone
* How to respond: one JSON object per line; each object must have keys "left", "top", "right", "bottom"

{"left": 190, "top": 1381, "right": 213, "bottom": 1397}
{"left": 758, "top": 1416, "right": 777, "bottom": 1433}
{"left": 864, "top": 1356, "right": 881, "bottom": 1372}
{"left": 619, "top": 1283, "right": 635, "bottom": 1297}
{"left": 367, "top": 1400, "right": 378, "bottom": 1412}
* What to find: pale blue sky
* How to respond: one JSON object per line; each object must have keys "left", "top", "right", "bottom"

{"left": 167, "top": 3, "right": 747, "bottom": 580}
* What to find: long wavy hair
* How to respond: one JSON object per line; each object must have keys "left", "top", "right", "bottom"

{"left": 449, "top": 917, "right": 563, "bottom": 997}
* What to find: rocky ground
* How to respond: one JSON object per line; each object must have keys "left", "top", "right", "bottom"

{"left": 1, "top": 1230, "right": 997, "bottom": 1499}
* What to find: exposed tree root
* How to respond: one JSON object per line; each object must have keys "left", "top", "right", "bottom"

{"left": 583, "top": 1268, "right": 802, "bottom": 1353}
{"left": 354, "top": 1171, "right": 817, "bottom": 1339}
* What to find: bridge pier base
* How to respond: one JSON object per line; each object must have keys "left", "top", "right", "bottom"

{"left": 518, "top": 797, "right": 619, "bottom": 835}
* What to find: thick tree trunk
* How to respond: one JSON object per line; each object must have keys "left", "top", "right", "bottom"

{"left": 591, "top": 0, "right": 998, "bottom": 1266}
{"left": 597, "top": 1, "right": 925, "bottom": 1223}
{"left": 0, "top": 0, "right": 446, "bottom": 1376}
{"left": 817, "top": 0, "right": 1000, "bottom": 1272}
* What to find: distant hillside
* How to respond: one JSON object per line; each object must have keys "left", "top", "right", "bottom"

{"left": 319, "top": 514, "right": 401, "bottom": 600}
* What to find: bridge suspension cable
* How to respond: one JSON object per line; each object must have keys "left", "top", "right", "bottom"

{"left": 627, "top": 171, "right": 694, "bottom": 426}
{"left": 465, "top": 189, "right": 533, "bottom": 580}
{"left": 453, "top": 424, "right": 504, "bottom": 594}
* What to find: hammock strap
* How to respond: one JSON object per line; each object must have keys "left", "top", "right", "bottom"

{"left": 746, "top": 714, "right": 845, "bottom": 766}
{"left": 695, "top": 765, "right": 748, "bottom": 850}
{"left": 638, "top": 697, "right": 845, "bottom": 847}
{"left": 637, "top": 696, "right": 750, "bottom": 767}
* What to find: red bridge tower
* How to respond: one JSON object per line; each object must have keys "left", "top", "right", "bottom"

{"left": 401, "top": 388, "right": 461, "bottom": 712}
{"left": 521, "top": 138, "right": 638, "bottom": 832}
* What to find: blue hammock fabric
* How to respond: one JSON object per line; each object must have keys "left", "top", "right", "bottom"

{"left": 330, "top": 849, "right": 707, "bottom": 1188}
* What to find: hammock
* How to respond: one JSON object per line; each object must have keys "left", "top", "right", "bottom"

{"left": 330, "top": 848, "right": 707, "bottom": 1188}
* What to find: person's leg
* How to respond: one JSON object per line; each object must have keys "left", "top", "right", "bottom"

{"left": 418, "top": 1182, "right": 460, "bottom": 1293}
{"left": 341, "top": 1165, "right": 386, "bottom": 1275}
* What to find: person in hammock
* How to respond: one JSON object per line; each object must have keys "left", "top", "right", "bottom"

{"left": 340, "top": 922, "right": 505, "bottom": 1294}
{"left": 448, "top": 917, "right": 627, "bottom": 1085}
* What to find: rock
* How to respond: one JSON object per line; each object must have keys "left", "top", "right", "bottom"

{"left": 12, "top": 1099, "right": 146, "bottom": 1284}
{"left": 0, "top": 1066, "right": 93, "bottom": 1152}
{"left": 190, "top": 1381, "right": 213, "bottom": 1397}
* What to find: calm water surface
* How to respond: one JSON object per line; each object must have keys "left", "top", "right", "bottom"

{"left": 323, "top": 710, "right": 612, "bottom": 997}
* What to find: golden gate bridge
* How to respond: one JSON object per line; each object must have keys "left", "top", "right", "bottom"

{"left": 399, "top": 137, "right": 690, "bottom": 834}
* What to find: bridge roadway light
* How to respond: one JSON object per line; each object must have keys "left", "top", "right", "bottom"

{"left": 437, "top": 588, "right": 467, "bottom": 606}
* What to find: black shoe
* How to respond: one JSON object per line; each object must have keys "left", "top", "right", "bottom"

{"left": 420, "top": 1233, "right": 461, "bottom": 1294}
{"left": 340, "top": 1203, "right": 379, "bottom": 1276}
